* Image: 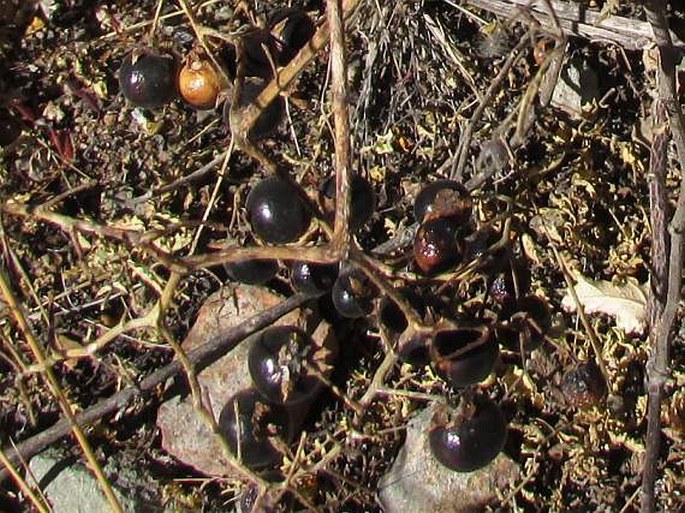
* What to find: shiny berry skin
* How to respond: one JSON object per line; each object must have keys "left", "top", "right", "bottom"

{"left": 248, "top": 326, "right": 336, "bottom": 405}
{"left": 218, "top": 388, "right": 294, "bottom": 470}
{"left": 396, "top": 330, "right": 431, "bottom": 366}
{"left": 414, "top": 217, "right": 461, "bottom": 274}
{"left": 320, "top": 174, "right": 376, "bottom": 232}
{"left": 429, "top": 398, "right": 507, "bottom": 472}
{"left": 178, "top": 51, "right": 222, "bottom": 109}
{"left": 246, "top": 176, "right": 311, "bottom": 244}
{"left": 268, "top": 7, "right": 316, "bottom": 65}
{"left": 118, "top": 48, "right": 177, "bottom": 109}
{"left": 331, "top": 268, "right": 376, "bottom": 319}
{"left": 485, "top": 252, "right": 531, "bottom": 309}
{"left": 561, "top": 360, "right": 607, "bottom": 408}
{"left": 224, "top": 259, "right": 279, "bottom": 285}
{"left": 225, "top": 78, "right": 285, "bottom": 140}
{"left": 414, "top": 180, "right": 470, "bottom": 223}
{"left": 429, "top": 325, "right": 498, "bottom": 387}
{"left": 290, "top": 261, "right": 338, "bottom": 294}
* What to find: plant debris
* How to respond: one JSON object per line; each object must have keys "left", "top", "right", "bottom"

{"left": 0, "top": 1, "right": 684, "bottom": 512}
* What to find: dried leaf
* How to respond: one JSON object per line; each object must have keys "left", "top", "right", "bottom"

{"left": 562, "top": 273, "right": 647, "bottom": 335}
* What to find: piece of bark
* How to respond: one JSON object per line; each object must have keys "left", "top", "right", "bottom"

{"left": 465, "top": 0, "right": 685, "bottom": 50}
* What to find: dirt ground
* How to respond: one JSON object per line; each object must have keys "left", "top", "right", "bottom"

{"left": 0, "top": 0, "right": 684, "bottom": 511}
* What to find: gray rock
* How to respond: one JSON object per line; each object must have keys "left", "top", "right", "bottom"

{"left": 551, "top": 57, "right": 600, "bottom": 117}
{"left": 156, "top": 284, "right": 333, "bottom": 478}
{"left": 378, "top": 403, "right": 520, "bottom": 513}
{"left": 28, "top": 451, "right": 139, "bottom": 513}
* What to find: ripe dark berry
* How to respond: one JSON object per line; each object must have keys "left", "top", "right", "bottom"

{"left": 413, "top": 217, "right": 462, "bottom": 274}
{"left": 429, "top": 397, "right": 507, "bottom": 472}
{"left": 225, "top": 78, "right": 285, "bottom": 140}
{"left": 320, "top": 174, "right": 376, "bottom": 232}
{"left": 331, "top": 268, "right": 376, "bottom": 319}
{"left": 246, "top": 176, "right": 311, "bottom": 244}
{"left": 224, "top": 259, "right": 279, "bottom": 285}
{"left": 396, "top": 330, "right": 431, "bottom": 366}
{"left": 179, "top": 50, "right": 222, "bottom": 109}
{"left": 119, "top": 48, "right": 177, "bottom": 109}
{"left": 218, "top": 388, "right": 294, "bottom": 470}
{"left": 414, "top": 180, "right": 471, "bottom": 223}
{"left": 429, "top": 325, "right": 498, "bottom": 387}
{"left": 487, "top": 258, "right": 531, "bottom": 306}
{"left": 241, "top": 29, "right": 282, "bottom": 79}
{"left": 268, "top": 7, "right": 316, "bottom": 65}
{"left": 248, "top": 326, "right": 336, "bottom": 405}
{"left": 561, "top": 360, "right": 607, "bottom": 408}
{"left": 290, "top": 261, "right": 338, "bottom": 294}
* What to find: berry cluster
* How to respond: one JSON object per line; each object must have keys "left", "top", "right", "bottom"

{"left": 116, "top": 2, "right": 555, "bottom": 485}
{"left": 221, "top": 177, "right": 553, "bottom": 474}
{"left": 219, "top": 325, "right": 337, "bottom": 472}
{"left": 118, "top": 6, "right": 314, "bottom": 119}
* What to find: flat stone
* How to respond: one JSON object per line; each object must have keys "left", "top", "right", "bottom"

{"left": 378, "top": 403, "right": 520, "bottom": 513}
{"left": 29, "top": 451, "right": 139, "bottom": 513}
{"left": 156, "top": 284, "right": 333, "bottom": 478}
{"left": 551, "top": 57, "right": 600, "bottom": 117}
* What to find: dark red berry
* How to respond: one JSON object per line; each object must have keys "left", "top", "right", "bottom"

{"left": 396, "top": 330, "right": 431, "bottom": 366}
{"left": 290, "top": 261, "right": 338, "bottom": 294}
{"left": 320, "top": 174, "right": 376, "bottom": 232}
{"left": 561, "top": 360, "right": 607, "bottom": 408}
{"left": 246, "top": 176, "right": 311, "bottom": 244}
{"left": 224, "top": 259, "right": 279, "bottom": 285}
{"left": 268, "top": 8, "right": 316, "bottom": 65}
{"left": 248, "top": 326, "right": 336, "bottom": 405}
{"left": 488, "top": 259, "right": 531, "bottom": 306}
{"left": 429, "top": 325, "right": 498, "bottom": 387}
{"left": 218, "top": 388, "right": 294, "bottom": 470}
{"left": 429, "top": 397, "right": 507, "bottom": 472}
{"left": 331, "top": 268, "right": 376, "bottom": 319}
{"left": 118, "top": 48, "right": 177, "bottom": 109}
{"left": 414, "top": 180, "right": 471, "bottom": 223}
{"left": 413, "top": 217, "right": 462, "bottom": 274}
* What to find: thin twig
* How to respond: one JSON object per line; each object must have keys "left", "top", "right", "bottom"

{"left": 641, "top": 1, "right": 685, "bottom": 511}
{"left": 0, "top": 292, "right": 315, "bottom": 483}
{"left": 0, "top": 269, "right": 124, "bottom": 512}
{"left": 0, "top": 447, "right": 49, "bottom": 513}
{"left": 446, "top": 28, "right": 535, "bottom": 180}
{"left": 327, "top": 0, "right": 352, "bottom": 256}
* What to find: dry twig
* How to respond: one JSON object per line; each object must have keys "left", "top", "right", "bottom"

{"left": 464, "top": 0, "right": 685, "bottom": 50}
{"left": 641, "top": 1, "right": 685, "bottom": 511}
{"left": 0, "top": 292, "right": 314, "bottom": 483}
{"left": 0, "top": 269, "right": 124, "bottom": 512}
